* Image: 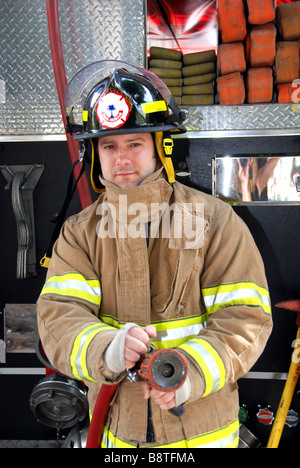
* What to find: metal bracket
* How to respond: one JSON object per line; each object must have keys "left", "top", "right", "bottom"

{"left": 1, "top": 164, "right": 44, "bottom": 279}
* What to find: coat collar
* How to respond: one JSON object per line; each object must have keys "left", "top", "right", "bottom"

{"left": 99, "top": 167, "right": 173, "bottom": 224}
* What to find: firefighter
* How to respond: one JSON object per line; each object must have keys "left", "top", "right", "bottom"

{"left": 37, "top": 61, "right": 272, "bottom": 448}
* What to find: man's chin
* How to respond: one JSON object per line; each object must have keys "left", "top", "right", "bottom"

{"left": 114, "top": 174, "right": 140, "bottom": 188}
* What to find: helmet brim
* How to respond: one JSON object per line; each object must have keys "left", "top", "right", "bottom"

{"left": 73, "top": 123, "right": 186, "bottom": 141}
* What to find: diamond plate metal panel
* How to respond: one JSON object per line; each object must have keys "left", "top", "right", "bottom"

{"left": 184, "top": 104, "right": 300, "bottom": 136}
{"left": 1, "top": 1, "right": 300, "bottom": 140}
{"left": 0, "top": 0, "right": 146, "bottom": 140}
{"left": 0, "top": 1, "right": 62, "bottom": 138}
{"left": 59, "top": 0, "right": 146, "bottom": 81}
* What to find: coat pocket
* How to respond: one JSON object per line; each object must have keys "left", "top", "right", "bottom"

{"left": 151, "top": 247, "right": 201, "bottom": 318}
{"left": 181, "top": 383, "right": 239, "bottom": 441}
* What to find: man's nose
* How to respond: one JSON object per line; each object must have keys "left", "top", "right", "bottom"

{"left": 115, "top": 149, "right": 131, "bottom": 166}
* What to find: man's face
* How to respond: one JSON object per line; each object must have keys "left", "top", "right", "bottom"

{"left": 98, "top": 133, "right": 157, "bottom": 188}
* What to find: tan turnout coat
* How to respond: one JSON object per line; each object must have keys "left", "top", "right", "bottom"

{"left": 37, "top": 169, "right": 272, "bottom": 448}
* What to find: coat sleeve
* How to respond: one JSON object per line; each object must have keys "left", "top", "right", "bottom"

{"left": 37, "top": 216, "right": 120, "bottom": 384}
{"left": 178, "top": 204, "right": 273, "bottom": 401}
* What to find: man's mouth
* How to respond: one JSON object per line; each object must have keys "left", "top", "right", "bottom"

{"left": 116, "top": 172, "right": 136, "bottom": 177}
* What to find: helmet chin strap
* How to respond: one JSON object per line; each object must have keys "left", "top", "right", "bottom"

{"left": 155, "top": 132, "right": 175, "bottom": 184}
{"left": 89, "top": 138, "right": 106, "bottom": 193}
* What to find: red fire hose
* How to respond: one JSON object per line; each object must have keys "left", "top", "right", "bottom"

{"left": 46, "top": 0, "right": 92, "bottom": 210}
{"left": 47, "top": 3, "right": 116, "bottom": 448}
{"left": 86, "top": 383, "right": 119, "bottom": 449}
{"left": 86, "top": 348, "right": 188, "bottom": 448}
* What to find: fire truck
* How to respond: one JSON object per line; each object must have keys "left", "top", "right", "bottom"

{"left": 0, "top": 0, "right": 300, "bottom": 449}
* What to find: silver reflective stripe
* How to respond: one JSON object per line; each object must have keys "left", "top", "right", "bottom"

{"left": 185, "top": 340, "right": 222, "bottom": 393}
{"left": 155, "top": 323, "right": 204, "bottom": 342}
{"left": 45, "top": 278, "right": 101, "bottom": 298}
{"left": 70, "top": 323, "right": 115, "bottom": 381}
{"left": 194, "top": 427, "right": 239, "bottom": 448}
{"left": 179, "top": 338, "right": 226, "bottom": 397}
{"left": 204, "top": 288, "right": 270, "bottom": 309}
{"left": 41, "top": 273, "right": 101, "bottom": 307}
{"left": 101, "top": 420, "right": 240, "bottom": 448}
{"left": 202, "top": 282, "right": 271, "bottom": 315}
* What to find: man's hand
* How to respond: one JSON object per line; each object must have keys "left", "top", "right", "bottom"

{"left": 141, "top": 381, "right": 176, "bottom": 411}
{"left": 124, "top": 325, "right": 156, "bottom": 369}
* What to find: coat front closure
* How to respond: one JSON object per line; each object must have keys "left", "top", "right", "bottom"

{"left": 99, "top": 173, "right": 174, "bottom": 326}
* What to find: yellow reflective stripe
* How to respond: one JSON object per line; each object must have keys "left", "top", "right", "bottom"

{"left": 99, "top": 313, "right": 123, "bottom": 329}
{"left": 188, "top": 419, "right": 239, "bottom": 449}
{"left": 70, "top": 323, "right": 115, "bottom": 382}
{"left": 40, "top": 273, "right": 101, "bottom": 308}
{"left": 99, "top": 314, "right": 208, "bottom": 349}
{"left": 152, "top": 315, "right": 206, "bottom": 349}
{"left": 101, "top": 427, "right": 137, "bottom": 448}
{"left": 202, "top": 282, "right": 271, "bottom": 316}
{"left": 101, "top": 419, "right": 239, "bottom": 449}
{"left": 179, "top": 338, "right": 226, "bottom": 397}
{"left": 153, "top": 315, "right": 207, "bottom": 331}
{"left": 141, "top": 100, "right": 167, "bottom": 114}
{"left": 151, "top": 419, "right": 239, "bottom": 449}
